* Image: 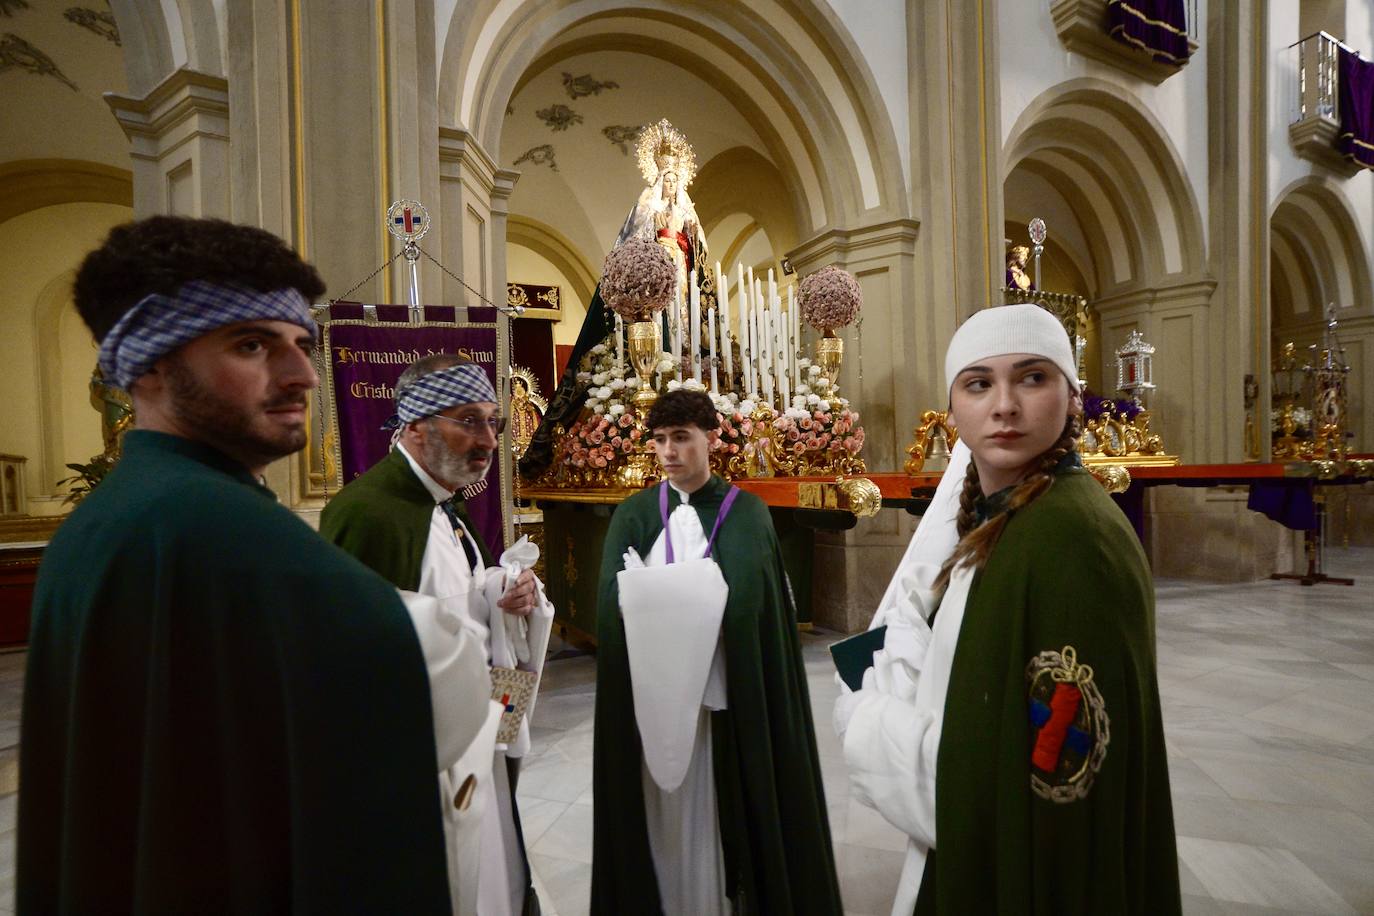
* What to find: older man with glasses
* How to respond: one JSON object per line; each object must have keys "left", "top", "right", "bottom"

{"left": 322, "top": 353, "right": 554, "bottom": 916}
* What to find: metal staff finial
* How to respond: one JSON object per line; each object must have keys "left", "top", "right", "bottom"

{"left": 386, "top": 199, "right": 432, "bottom": 322}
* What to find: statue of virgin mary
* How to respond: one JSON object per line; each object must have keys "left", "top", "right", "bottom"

{"left": 519, "top": 119, "right": 715, "bottom": 478}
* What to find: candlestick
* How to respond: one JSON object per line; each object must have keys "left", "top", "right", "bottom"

{"left": 737, "top": 265, "right": 748, "bottom": 392}
{"left": 761, "top": 310, "right": 774, "bottom": 406}
{"left": 788, "top": 285, "right": 800, "bottom": 388}
{"left": 615, "top": 314, "right": 624, "bottom": 373}
{"left": 690, "top": 269, "right": 701, "bottom": 383}
{"left": 750, "top": 290, "right": 761, "bottom": 398}
{"left": 708, "top": 307, "right": 718, "bottom": 393}
{"left": 717, "top": 263, "right": 733, "bottom": 385}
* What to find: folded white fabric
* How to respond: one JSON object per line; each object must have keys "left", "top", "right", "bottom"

{"left": 497, "top": 535, "right": 540, "bottom": 664}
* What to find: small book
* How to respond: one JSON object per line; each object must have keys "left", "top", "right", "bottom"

{"left": 829, "top": 626, "right": 887, "bottom": 692}
{"left": 490, "top": 666, "right": 539, "bottom": 745}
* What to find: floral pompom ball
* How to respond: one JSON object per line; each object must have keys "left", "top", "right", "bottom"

{"left": 798, "top": 265, "right": 861, "bottom": 332}
{"left": 601, "top": 238, "right": 677, "bottom": 321}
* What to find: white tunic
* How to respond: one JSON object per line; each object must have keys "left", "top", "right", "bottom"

{"left": 639, "top": 482, "right": 730, "bottom": 916}
{"left": 398, "top": 444, "right": 555, "bottom": 916}
{"left": 835, "top": 440, "right": 974, "bottom": 916}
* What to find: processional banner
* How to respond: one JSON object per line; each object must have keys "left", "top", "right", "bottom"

{"left": 319, "top": 304, "right": 504, "bottom": 552}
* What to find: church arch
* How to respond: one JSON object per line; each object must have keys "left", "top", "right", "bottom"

{"left": 1269, "top": 176, "right": 1374, "bottom": 324}
{"left": 0, "top": 160, "right": 133, "bottom": 226}
{"left": 108, "top": 0, "right": 224, "bottom": 95}
{"left": 438, "top": 0, "right": 906, "bottom": 235}
{"left": 506, "top": 215, "right": 598, "bottom": 307}
{"left": 1002, "top": 78, "right": 1206, "bottom": 291}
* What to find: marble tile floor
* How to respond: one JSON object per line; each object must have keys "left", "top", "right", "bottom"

{"left": 1, "top": 549, "right": 1371, "bottom": 914}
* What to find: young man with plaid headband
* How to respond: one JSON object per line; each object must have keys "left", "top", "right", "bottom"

{"left": 321, "top": 354, "right": 554, "bottom": 916}
{"left": 19, "top": 216, "right": 492, "bottom": 913}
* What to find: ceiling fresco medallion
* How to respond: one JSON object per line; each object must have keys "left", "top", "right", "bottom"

{"left": 562, "top": 71, "right": 619, "bottom": 99}
{"left": 536, "top": 103, "right": 583, "bottom": 132}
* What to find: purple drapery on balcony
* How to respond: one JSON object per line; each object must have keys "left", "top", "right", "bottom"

{"left": 1107, "top": 0, "right": 1191, "bottom": 65}
{"left": 1337, "top": 47, "right": 1374, "bottom": 171}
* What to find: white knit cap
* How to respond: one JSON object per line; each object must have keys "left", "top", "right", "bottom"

{"left": 944, "top": 304, "right": 1081, "bottom": 395}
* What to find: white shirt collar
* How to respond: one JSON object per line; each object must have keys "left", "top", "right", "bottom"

{"left": 669, "top": 479, "right": 691, "bottom": 505}
{"left": 396, "top": 442, "right": 454, "bottom": 504}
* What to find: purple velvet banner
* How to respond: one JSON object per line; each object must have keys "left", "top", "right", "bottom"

{"left": 1338, "top": 48, "right": 1374, "bottom": 171}
{"left": 323, "top": 311, "right": 504, "bottom": 553}
{"left": 1107, "top": 0, "right": 1191, "bottom": 65}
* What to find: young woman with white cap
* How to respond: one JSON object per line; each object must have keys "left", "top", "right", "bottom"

{"left": 836, "top": 303, "right": 1180, "bottom": 915}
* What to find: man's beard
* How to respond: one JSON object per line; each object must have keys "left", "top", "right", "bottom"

{"left": 420, "top": 425, "right": 491, "bottom": 491}
{"left": 164, "top": 358, "right": 309, "bottom": 467}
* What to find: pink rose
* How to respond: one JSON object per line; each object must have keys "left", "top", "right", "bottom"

{"left": 619, "top": 415, "right": 633, "bottom": 429}
{"left": 741, "top": 419, "right": 753, "bottom": 436}
{"left": 630, "top": 428, "right": 642, "bottom": 441}
{"left": 589, "top": 430, "right": 604, "bottom": 445}
{"left": 787, "top": 428, "right": 801, "bottom": 442}
{"left": 593, "top": 456, "right": 607, "bottom": 468}
{"left": 792, "top": 441, "right": 806, "bottom": 454}
{"left": 621, "top": 439, "right": 634, "bottom": 453}
{"left": 729, "top": 444, "right": 739, "bottom": 454}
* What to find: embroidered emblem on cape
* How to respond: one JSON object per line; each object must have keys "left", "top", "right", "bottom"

{"left": 1026, "top": 645, "right": 1109, "bottom": 803}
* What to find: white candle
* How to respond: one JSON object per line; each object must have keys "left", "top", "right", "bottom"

{"left": 789, "top": 285, "right": 800, "bottom": 388}
{"left": 615, "top": 313, "right": 624, "bottom": 373}
{"left": 761, "top": 310, "right": 774, "bottom": 406}
{"left": 749, "top": 291, "right": 761, "bottom": 398}
{"left": 770, "top": 282, "right": 783, "bottom": 403}
{"left": 690, "top": 269, "right": 701, "bottom": 383}
{"left": 717, "top": 263, "right": 733, "bottom": 384}
{"left": 671, "top": 292, "right": 681, "bottom": 373}
{"left": 737, "top": 264, "right": 748, "bottom": 390}
{"left": 708, "top": 307, "right": 718, "bottom": 393}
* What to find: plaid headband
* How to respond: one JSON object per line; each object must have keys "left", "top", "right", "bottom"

{"left": 383, "top": 363, "right": 498, "bottom": 430}
{"left": 97, "top": 280, "right": 316, "bottom": 390}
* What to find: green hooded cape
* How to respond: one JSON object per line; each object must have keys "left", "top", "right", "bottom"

{"left": 319, "top": 447, "right": 492, "bottom": 591}
{"left": 591, "top": 475, "right": 842, "bottom": 914}
{"left": 19, "top": 431, "right": 451, "bottom": 914}
{"left": 917, "top": 469, "right": 1180, "bottom": 914}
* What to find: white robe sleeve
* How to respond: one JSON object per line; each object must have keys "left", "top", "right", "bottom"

{"left": 396, "top": 589, "right": 495, "bottom": 772}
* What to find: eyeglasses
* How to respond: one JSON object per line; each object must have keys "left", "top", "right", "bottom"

{"left": 430, "top": 414, "right": 507, "bottom": 435}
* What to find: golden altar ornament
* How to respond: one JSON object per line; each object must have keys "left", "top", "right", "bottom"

{"left": 627, "top": 320, "right": 663, "bottom": 409}
{"left": 816, "top": 333, "right": 844, "bottom": 380}
{"left": 904, "top": 410, "right": 958, "bottom": 474}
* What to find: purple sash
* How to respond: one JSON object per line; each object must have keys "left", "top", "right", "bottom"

{"left": 659, "top": 481, "right": 740, "bottom": 565}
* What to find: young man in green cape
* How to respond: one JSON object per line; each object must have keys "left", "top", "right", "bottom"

{"left": 19, "top": 217, "right": 481, "bottom": 913}
{"left": 592, "top": 389, "right": 842, "bottom": 915}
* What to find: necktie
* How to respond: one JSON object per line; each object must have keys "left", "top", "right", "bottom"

{"left": 440, "top": 498, "right": 481, "bottom": 571}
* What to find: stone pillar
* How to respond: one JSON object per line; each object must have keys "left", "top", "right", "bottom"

{"left": 1094, "top": 276, "right": 1218, "bottom": 462}
{"left": 790, "top": 219, "right": 920, "bottom": 634}
{"left": 439, "top": 126, "right": 520, "bottom": 539}
{"left": 909, "top": 0, "right": 1004, "bottom": 340}
{"left": 1207, "top": 0, "right": 1270, "bottom": 464}
{"left": 105, "top": 69, "right": 230, "bottom": 219}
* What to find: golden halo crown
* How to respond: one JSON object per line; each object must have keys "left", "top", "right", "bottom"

{"left": 636, "top": 118, "right": 696, "bottom": 187}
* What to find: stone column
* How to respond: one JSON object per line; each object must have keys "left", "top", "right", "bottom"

{"left": 105, "top": 69, "right": 230, "bottom": 219}
{"left": 439, "top": 126, "right": 520, "bottom": 540}
{"left": 790, "top": 220, "right": 920, "bottom": 634}
{"left": 1094, "top": 276, "right": 1218, "bottom": 462}
{"left": 1207, "top": 0, "right": 1270, "bottom": 463}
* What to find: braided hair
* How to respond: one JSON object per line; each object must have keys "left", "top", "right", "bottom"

{"left": 932, "top": 413, "right": 1081, "bottom": 593}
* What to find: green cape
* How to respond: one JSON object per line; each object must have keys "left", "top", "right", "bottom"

{"left": 591, "top": 476, "right": 842, "bottom": 914}
{"left": 918, "top": 470, "right": 1180, "bottom": 914}
{"left": 19, "top": 431, "right": 451, "bottom": 914}
{"left": 319, "top": 447, "right": 492, "bottom": 591}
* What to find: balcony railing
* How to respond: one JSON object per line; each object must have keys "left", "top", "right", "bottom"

{"left": 1287, "top": 31, "right": 1363, "bottom": 176}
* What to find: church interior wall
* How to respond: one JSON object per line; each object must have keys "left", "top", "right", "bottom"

{"left": 506, "top": 243, "right": 589, "bottom": 352}
{"left": 996, "top": 0, "right": 1213, "bottom": 243}
{"left": 0, "top": 203, "right": 132, "bottom": 516}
